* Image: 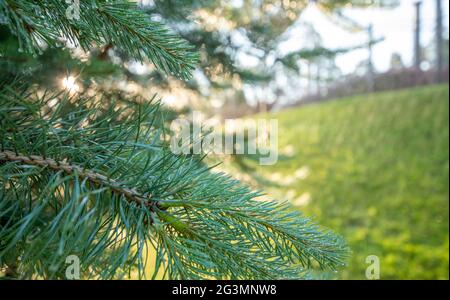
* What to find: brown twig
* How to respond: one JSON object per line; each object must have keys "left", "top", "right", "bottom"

{"left": 0, "top": 150, "right": 154, "bottom": 209}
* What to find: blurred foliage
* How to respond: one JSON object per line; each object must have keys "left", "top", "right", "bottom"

{"left": 146, "top": 0, "right": 399, "bottom": 87}
{"left": 221, "top": 85, "right": 449, "bottom": 279}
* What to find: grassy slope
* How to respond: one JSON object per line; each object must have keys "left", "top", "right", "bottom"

{"left": 230, "top": 85, "right": 449, "bottom": 279}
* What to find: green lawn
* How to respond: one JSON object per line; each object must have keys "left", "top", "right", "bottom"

{"left": 224, "top": 85, "right": 449, "bottom": 279}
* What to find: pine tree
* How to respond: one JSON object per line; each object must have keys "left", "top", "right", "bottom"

{"left": 0, "top": 0, "right": 349, "bottom": 279}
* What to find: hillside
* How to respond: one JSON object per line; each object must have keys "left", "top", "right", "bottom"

{"left": 224, "top": 85, "right": 449, "bottom": 279}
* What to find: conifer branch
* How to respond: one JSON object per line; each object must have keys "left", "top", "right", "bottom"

{"left": 0, "top": 0, "right": 199, "bottom": 79}
{"left": 0, "top": 84, "right": 349, "bottom": 279}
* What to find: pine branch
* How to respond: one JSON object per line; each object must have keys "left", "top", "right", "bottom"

{"left": 0, "top": 83, "right": 349, "bottom": 279}
{"left": 0, "top": 0, "right": 198, "bottom": 79}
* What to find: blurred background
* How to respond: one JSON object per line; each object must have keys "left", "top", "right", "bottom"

{"left": 1, "top": 0, "right": 448, "bottom": 279}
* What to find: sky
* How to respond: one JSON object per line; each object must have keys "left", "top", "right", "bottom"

{"left": 280, "top": 0, "right": 449, "bottom": 75}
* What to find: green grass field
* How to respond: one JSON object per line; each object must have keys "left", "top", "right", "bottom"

{"left": 223, "top": 85, "right": 449, "bottom": 279}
